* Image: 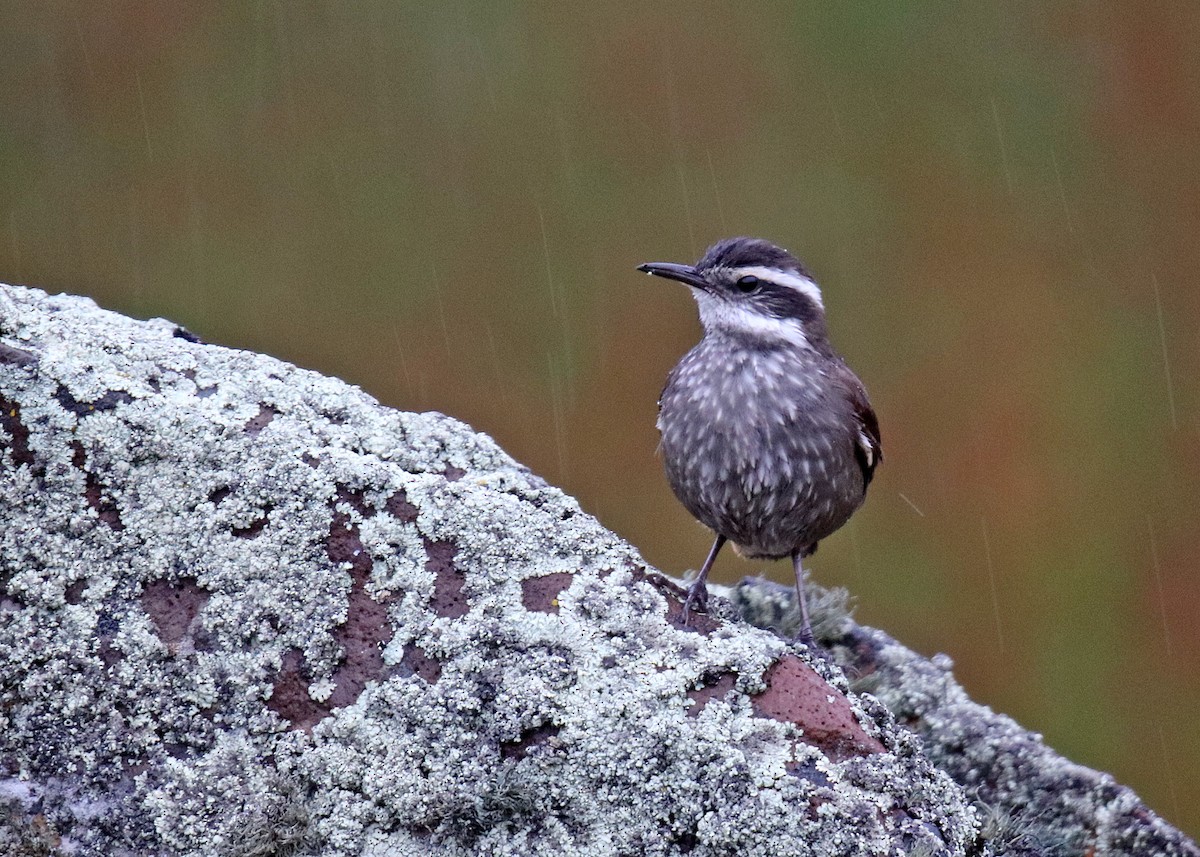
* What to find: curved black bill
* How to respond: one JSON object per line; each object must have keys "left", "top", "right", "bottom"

{"left": 636, "top": 261, "right": 709, "bottom": 290}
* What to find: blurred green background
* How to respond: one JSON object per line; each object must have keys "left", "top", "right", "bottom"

{"left": 2, "top": 0, "right": 1197, "bottom": 836}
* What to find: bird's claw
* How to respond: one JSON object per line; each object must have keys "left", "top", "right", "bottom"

{"left": 680, "top": 581, "right": 709, "bottom": 626}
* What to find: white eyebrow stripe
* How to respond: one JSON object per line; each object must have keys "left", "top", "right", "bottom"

{"left": 731, "top": 265, "right": 824, "bottom": 309}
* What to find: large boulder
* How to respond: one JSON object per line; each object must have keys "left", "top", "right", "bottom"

{"left": 0, "top": 283, "right": 1193, "bottom": 857}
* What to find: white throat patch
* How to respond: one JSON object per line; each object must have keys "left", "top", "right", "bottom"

{"left": 693, "top": 290, "right": 812, "bottom": 349}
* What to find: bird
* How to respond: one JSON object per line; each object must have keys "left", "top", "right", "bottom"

{"left": 637, "top": 237, "right": 881, "bottom": 645}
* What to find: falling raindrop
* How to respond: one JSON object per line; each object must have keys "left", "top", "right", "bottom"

{"left": 981, "top": 517, "right": 1004, "bottom": 652}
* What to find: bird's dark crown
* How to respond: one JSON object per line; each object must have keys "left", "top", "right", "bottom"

{"left": 637, "top": 236, "right": 828, "bottom": 348}
{"left": 696, "top": 237, "right": 811, "bottom": 279}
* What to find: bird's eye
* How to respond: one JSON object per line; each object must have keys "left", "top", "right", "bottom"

{"left": 735, "top": 275, "right": 760, "bottom": 293}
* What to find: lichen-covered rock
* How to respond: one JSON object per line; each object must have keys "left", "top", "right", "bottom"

{"left": 0, "top": 283, "right": 979, "bottom": 856}
{"left": 733, "top": 580, "right": 1200, "bottom": 857}
{"left": 5, "top": 283, "right": 1196, "bottom": 857}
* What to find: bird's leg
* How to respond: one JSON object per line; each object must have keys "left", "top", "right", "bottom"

{"left": 681, "top": 535, "right": 726, "bottom": 625}
{"left": 791, "top": 550, "right": 815, "bottom": 645}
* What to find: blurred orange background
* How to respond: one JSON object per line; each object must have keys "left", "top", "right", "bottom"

{"left": 2, "top": 1, "right": 1197, "bottom": 836}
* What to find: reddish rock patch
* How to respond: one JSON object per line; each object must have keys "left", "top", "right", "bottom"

{"left": 753, "top": 655, "right": 884, "bottom": 761}
{"left": 336, "top": 487, "right": 373, "bottom": 517}
{"left": 400, "top": 644, "right": 442, "bottom": 684}
{"left": 319, "top": 488, "right": 400, "bottom": 712}
{"left": 71, "top": 441, "right": 123, "bottom": 530}
{"left": 521, "top": 572, "right": 573, "bottom": 613}
{"left": 65, "top": 579, "right": 87, "bottom": 605}
{"left": 268, "top": 482, "right": 463, "bottom": 729}
{"left": 384, "top": 489, "right": 419, "bottom": 523}
{"left": 686, "top": 671, "right": 737, "bottom": 716}
{"left": 243, "top": 404, "right": 279, "bottom": 435}
{"left": 427, "top": 540, "right": 467, "bottom": 618}
{"left": 326, "top": 508, "right": 370, "bottom": 576}
{"left": 0, "top": 343, "right": 37, "bottom": 368}
{"left": 231, "top": 510, "right": 270, "bottom": 539}
{"left": 267, "top": 649, "right": 329, "bottom": 732}
{"left": 141, "top": 577, "right": 211, "bottom": 653}
{"left": 0, "top": 395, "right": 33, "bottom": 467}
{"left": 54, "top": 386, "right": 132, "bottom": 417}
{"left": 325, "top": 571, "right": 394, "bottom": 711}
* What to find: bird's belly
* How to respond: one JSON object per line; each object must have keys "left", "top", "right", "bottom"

{"left": 659, "top": 404, "right": 863, "bottom": 558}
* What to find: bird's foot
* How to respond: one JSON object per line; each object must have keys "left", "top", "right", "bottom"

{"left": 793, "top": 625, "right": 835, "bottom": 666}
{"left": 680, "top": 581, "right": 709, "bottom": 626}
{"left": 793, "top": 623, "right": 816, "bottom": 648}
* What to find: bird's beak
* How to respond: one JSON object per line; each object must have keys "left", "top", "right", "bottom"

{"left": 637, "top": 262, "right": 709, "bottom": 291}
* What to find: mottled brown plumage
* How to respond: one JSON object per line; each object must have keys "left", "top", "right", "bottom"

{"left": 639, "top": 237, "right": 881, "bottom": 643}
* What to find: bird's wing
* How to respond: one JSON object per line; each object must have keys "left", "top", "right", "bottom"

{"left": 657, "top": 361, "right": 683, "bottom": 415}
{"left": 654, "top": 366, "right": 676, "bottom": 436}
{"left": 838, "top": 363, "right": 882, "bottom": 488}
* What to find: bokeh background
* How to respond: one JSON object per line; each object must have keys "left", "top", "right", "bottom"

{"left": 2, "top": 1, "right": 1197, "bottom": 836}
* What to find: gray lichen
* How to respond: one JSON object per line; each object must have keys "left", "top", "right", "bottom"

{"left": 731, "top": 578, "right": 1200, "bottom": 857}
{"left": 0, "top": 282, "right": 1188, "bottom": 857}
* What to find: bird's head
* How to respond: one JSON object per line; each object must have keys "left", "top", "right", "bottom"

{"left": 638, "top": 237, "right": 827, "bottom": 350}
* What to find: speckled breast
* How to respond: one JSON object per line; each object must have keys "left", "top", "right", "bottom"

{"left": 657, "top": 340, "right": 865, "bottom": 558}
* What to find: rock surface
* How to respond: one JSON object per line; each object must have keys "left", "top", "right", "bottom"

{"left": 0, "top": 282, "right": 1193, "bottom": 857}
{"left": 734, "top": 581, "right": 1200, "bottom": 857}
